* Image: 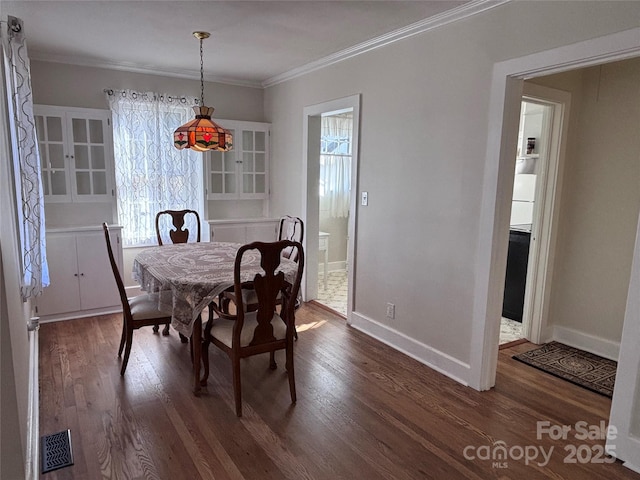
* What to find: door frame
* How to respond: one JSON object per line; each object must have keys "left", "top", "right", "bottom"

{"left": 518, "top": 84, "right": 571, "bottom": 344}
{"left": 302, "top": 94, "right": 361, "bottom": 322}
{"left": 471, "top": 25, "right": 640, "bottom": 469}
{"left": 471, "top": 26, "right": 640, "bottom": 391}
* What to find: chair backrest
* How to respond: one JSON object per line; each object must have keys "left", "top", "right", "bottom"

{"left": 103, "top": 223, "right": 131, "bottom": 318}
{"left": 155, "top": 209, "right": 201, "bottom": 245}
{"left": 277, "top": 216, "right": 304, "bottom": 262}
{"left": 233, "top": 240, "right": 304, "bottom": 347}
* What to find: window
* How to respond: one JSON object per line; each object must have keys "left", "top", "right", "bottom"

{"left": 319, "top": 113, "right": 352, "bottom": 218}
{"left": 107, "top": 90, "right": 203, "bottom": 246}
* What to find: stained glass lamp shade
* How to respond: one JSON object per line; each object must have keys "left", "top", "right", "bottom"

{"left": 174, "top": 106, "right": 232, "bottom": 152}
{"left": 173, "top": 31, "right": 233, "bottom": 152}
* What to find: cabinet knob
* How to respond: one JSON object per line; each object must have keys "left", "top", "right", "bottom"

{"left": 74, "top": 273, "right": 78, "bottom": 277}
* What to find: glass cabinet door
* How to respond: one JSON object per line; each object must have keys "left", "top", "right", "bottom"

{"left": 34, "top": 105, "right": 114, "bottom": 203}
{"left": 242, "top": 129, "right": 267, "bottom": 196}
{"left": 206, "top": 121, "right": 269, "bottom": 200}
{"left": 36, "top": 112, "right": 71, "bottom": 201}
{"left": 208, "top": 129, "right": 237, "bottom": 195}
{"left": 68, "top": 115, "right": 109, "bottom": 197}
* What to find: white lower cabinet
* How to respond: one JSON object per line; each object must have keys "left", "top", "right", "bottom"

{"left": 36, "top": 226, "right": 123, "bottom": 321}
{"left": 209, "top": 219, "right": 279, "bottom": 244}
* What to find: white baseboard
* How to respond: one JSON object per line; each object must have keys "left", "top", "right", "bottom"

{"left": 350, "top": 311, "right": 470, "bottom": 386}
{"left": 552, "top": 325, "right": 620, "bottom": 360}
{"left": 623, "top": 462, "right": 640, "bottom": 474}
{"left": 39, "top": 306, "right": 122, "bottom": 323}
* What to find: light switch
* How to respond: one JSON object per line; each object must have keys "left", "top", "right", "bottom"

{"left": 361, "top": 191, "right": 368, "bottom": 206}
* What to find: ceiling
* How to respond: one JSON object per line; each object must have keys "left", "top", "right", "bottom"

{"left": 3, "top": 0, "right": 475, "bottom": 87}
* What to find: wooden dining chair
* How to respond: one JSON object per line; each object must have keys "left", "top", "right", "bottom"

{"left": 278, "top": 215, "right": 304, "bottom": 261}
{"left": 155, "top": 208, "right": 203, "bottom": 341}
{"left": 103, "top": 223, "right": 172, "bottom": 376}
{"left": 155, "top": 209, "right": 201, "bottom": 246}
{"left": 225, "top": 215, "right": 305, "bottom": 339}
{"left": 203, "top": 240, "right": 304, "bottom": 417}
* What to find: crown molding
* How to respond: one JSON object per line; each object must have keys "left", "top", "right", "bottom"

{"left": 28, "top": 52, "right": 264, "bottom": 89}
{"left": 28, "top": 0, "right": 509, "bottom": 91}
{"left": 262, "top": 0, "right": 510, "bottom": 88}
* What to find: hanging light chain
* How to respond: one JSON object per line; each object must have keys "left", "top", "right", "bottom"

{"left": 199, "top": 35, "right": 205, "bottom": 107}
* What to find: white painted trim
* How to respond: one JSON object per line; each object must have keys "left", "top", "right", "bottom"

{"left": 39, "top": 306, "right": 122, "bottom": 323}
{"left": 31, "top": 1, "right": 509, "bottom": 90}
{"left": 350, "top": 312, "right": 470, "bottom": 386}
{"left": 551, "top": 326, "right": 620, "bottom": 361}
{"left": 30, "top": 54, "right": 263, "bottom": 89}
{"left": 45, "top": 224, "right": 123, "bottom": 234}
{"left": 471, "top": 27, "right": 640, "bottom": 392}
{"left": 519, "top": 84, "right": 572, "bottom": 346}
{"left": 263, "top": 0, "right": 509, "bottom": 87}
{"left": 622, "top": 462, "right": 640, "bottom": 474}
{"left": 302, "top": 94, "right": 360, "bottom": 324}
{"left": 608, "top": 206, "right": 640, "bottom": 466}
{"left": 25, "top": 325, "right": 39, "bottom": 480}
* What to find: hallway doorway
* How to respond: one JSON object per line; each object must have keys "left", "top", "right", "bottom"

{"left": 302, "top": 95, "right": 360, "bottom": 322}
{"left": 500, "top": 92, "right": 566, "bottom": 346}
{"left": 315, "top": 111, "right": 353, "bottom": 316}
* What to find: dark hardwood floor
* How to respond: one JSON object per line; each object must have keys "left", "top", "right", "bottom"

{"left": 39, "top": 303, "right": 638, "bottom": 479}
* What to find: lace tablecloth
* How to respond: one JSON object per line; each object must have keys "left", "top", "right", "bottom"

{"left": 132, "top": 242, "right": 296, "bottom": 337}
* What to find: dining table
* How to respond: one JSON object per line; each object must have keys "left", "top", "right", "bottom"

{"left": 132, "top": 241, "right": 298, "bottom": 395}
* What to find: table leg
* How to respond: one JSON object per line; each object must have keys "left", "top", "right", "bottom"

{"left": 192, "top": 315, "right": 202, "bottom": 395}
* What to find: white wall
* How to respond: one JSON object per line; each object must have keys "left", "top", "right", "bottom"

{"left": 531, "top": 59, "right": 640, "bottom": 347}
{"left": 30, "top": 61, "right": 266, "bottom": 228}
{"left": 0, "top": 252, "right": 28, "bottom": 479}
{"left": 30, "top": 61, "right": 264, "bottom": 120}
{"left": 265, "top": 1, "right": 640, "bottom": 371}
{"left": 0, "top": 64, "right": 30, "bottom": 478}
{"left": 319, "top": 214, "right": 348, "bottom": 266}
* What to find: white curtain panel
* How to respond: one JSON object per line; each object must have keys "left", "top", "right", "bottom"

{"left": 320, "top": 114, "right": 352, "bottom": 219}
{"left": 106, "top": 90, "right": 203, "bottom": 246}
{"left": 1, "top": 16, "right": 49, "bottom": 299}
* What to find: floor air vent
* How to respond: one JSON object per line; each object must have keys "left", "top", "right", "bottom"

{"left": 41, "top": 429, "right": 74, "bottom": 473}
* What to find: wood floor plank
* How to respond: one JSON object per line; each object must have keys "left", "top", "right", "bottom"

{"left": 38, "top": 304, "right": 640, "bottom": 480}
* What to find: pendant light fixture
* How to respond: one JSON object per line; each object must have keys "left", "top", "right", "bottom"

{"left": 173, "top": 31, "right": 233, "bottom": 152}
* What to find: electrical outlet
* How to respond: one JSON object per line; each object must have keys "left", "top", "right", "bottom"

{"left": 386, "top": 302, "right": 395, "bottom": 319}
{"left": 361, "top": 191, "right": 368, "bottom": 206}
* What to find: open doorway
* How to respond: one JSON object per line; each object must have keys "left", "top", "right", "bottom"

{"left": 500, "top": 100, "right": 545, "bottom": 345}
{"left": 314, "top": 111, "right": 353, "bottom": 316}
{"left": 302, "top": 95, "right": 360, "bottom": 322}
{"left": 500, "top": 91, "right": 567, "bottom": 346}
{"left": 470, "top": 28, "right": 640, "bottom": 395}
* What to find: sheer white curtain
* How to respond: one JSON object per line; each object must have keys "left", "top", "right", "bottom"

{"left": 320, "top": 114, "right": 352, "bottom": 219}
{"left": 106, "top": 89, "right": 203, "bottom": 246}
{"left": 2, "top": 16, "right": 49, "bottom": 299}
